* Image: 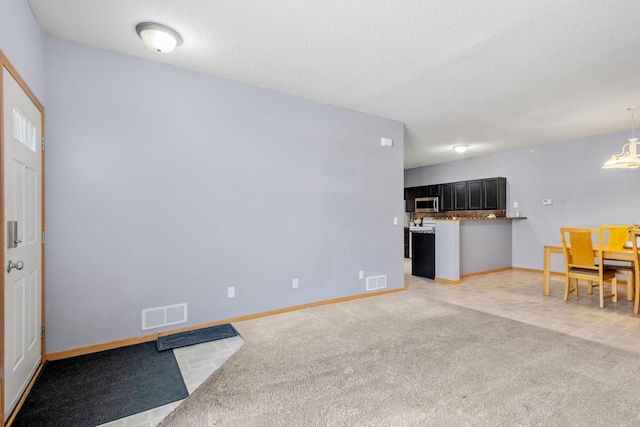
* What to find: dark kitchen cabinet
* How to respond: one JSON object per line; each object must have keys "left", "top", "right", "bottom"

{"left": 467, "top": 179, "right": 483, "bottom": 210}
{"left": 453, "top": 181, "right": 467, "bottom": 210}
{"left": 405, "top": 199, "right": 415, "bottom": 212}
{"left": 404, "top": 187, "right": 417, "bottom": 212}
{"left": 414, "top": 185, "right": 439, "bottom": 198}
{"left": 404, "top": 187, "right": 418, "bottom": 200}
{"left": 404, "top": 227, "right": 410, "bottom": 258}
{"left": 426, "top": 185, "right": 439, "bottom": 197}
{"left": 408, "top": 177, "right": 507, "bottom": 212}
{"left": 482, "top": 177, "right": 506, "bottom": 210}
{"left": 440, "top": 183, "right": 453, "bottom": 211}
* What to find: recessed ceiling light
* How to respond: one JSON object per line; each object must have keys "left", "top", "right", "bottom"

{"left": 453, "top": 145, "right": 469, "bottom": 153}
{"left": 135, "top": 22, "right": 182, "bottom": 53}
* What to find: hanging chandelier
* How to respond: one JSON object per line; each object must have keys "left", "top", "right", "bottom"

{"left": 602, "top": 106, "right": 640, "bottom": 169}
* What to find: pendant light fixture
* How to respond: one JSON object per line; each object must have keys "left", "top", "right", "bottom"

{"left": 602, "top": 106, "right": 640, "bottom": 169}
{"left": 136, "top": 22, "right": 182, "bottom": 53}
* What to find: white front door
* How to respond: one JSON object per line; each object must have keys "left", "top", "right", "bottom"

{"left": 2, "top": 66, "right": 43, "bottom": 422}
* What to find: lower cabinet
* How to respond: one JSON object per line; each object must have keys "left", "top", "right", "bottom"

{"left": 404, "top": 228, "right": 410, "bottom": 258}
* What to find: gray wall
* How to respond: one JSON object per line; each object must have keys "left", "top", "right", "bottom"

{"left": 435, "top": 221, "right": 459, "bottom": 281}
{"left": 43, "top": 38, "right": 404, "bottom": 353}
{"left": 0, "top": 0, "right": 45, "bottom": 101}
{"left": 459, "top": 221, "right": 512, "bottom": 275}
{"left": 405, "top": 133, "right": 640, "bottom": 274}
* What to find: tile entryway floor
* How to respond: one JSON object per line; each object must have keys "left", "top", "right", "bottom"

{"left": 98, "top": 261, "right": 640, "bottom": 426}
{"left": 97, "top": 335, "right": 244, "bottom": 427}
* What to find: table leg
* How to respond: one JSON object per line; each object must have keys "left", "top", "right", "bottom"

{"left": 635, "top": 271, "right": 639, "bottom": 315}
{"left": 543, "top": 246, "right": 551, "bottom": 296}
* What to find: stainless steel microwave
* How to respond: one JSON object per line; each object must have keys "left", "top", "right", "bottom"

{"left": 415, "top": 196, "right": 439, "bottom": 213}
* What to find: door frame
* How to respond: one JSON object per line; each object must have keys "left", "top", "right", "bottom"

{"left": 0, "top": 50, "right": 46, "bottom": 427}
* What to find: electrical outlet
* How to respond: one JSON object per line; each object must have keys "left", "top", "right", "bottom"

{"left": 292, "top": 278, "right": 299, "bottom": 288}
{"left": 359, "top": 271, "right": 364, "bottom": 279}
{"left": 228, "top": 287, "right": 235, "bottom": 298}
{"left": 543, "top": 199, "right": 553, "bottom": 205}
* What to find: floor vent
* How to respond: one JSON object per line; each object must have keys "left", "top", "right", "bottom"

{"left": 366, "top": 275, "right": 387, "bottom": 291}
{"left": 142, "top": 303, "right": 188, "bottom": 331}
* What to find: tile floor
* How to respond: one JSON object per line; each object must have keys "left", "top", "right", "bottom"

{"left": 98, "top": 261, "right": 640, "bottom": 426}
{"left": 404, "top": 259, "right": 640, "bottom": 353}
{"left": 97, "top": 335, "right": 244, "bottom": 427}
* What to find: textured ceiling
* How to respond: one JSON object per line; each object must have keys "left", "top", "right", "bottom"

{"left": 27, "top": 0, "right": 640, "bottom": 169}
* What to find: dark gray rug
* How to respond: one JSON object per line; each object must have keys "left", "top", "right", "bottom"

{"left": 13, "top": 341, "right": 188, "bottom": 427}
{"left": 159, "top": 289, "right": 640, "bottom": 426}
{"left": 157, "top": 324, "right": 238, "bottom": 351}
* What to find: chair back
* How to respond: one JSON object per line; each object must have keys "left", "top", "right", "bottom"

{"left": 560, "top": 227, "right": 601, "bottom": 269}
{"left": 602, "top": 224, "right": 631, "bottom": 249}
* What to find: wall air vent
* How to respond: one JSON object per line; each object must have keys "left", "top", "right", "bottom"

{"left": 142, "top": 303, "right": 187, "bottom": 330}
{"left": 366, "top": 275, "right": 387, "bottom": 291}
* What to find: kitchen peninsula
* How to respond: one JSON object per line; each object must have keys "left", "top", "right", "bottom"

{"left": 434, "top": 215, "right": 526, "bottom": 284}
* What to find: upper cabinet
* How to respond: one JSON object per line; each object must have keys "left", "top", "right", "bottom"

{"left": 440, "top": 183, "right": 453, "bottom": 211}
{"left": 404, "top": 187, "right": 417, "bottom": 212}
{"left": 426, "top": 185, "right": 439, "bottom": 197}
{"left": 416, "top": 186, "right": 429, "bottom": 197}
{"left": 466, "top": 179, "right": 483, "bottom": 210}
{"left": 453, "top": 181, "right": 467, "bottom": 210}
{"left": 404, "top": 187, "right": 418, "bottom": 200}
{"left": 404, "top": 185, "right": 439, "bottom": 212}
{"left": 405, "top": 177, "right": 506, "bottom": 212}
{"left": 482, "top": 177, "right": 506, "bottom": 210}
{"left": 405, "top": 185, "right": 438, "bottom": 200}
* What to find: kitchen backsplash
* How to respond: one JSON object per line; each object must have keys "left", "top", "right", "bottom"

{"left": 408, "top": 210, "right": 507, "bottom": 221}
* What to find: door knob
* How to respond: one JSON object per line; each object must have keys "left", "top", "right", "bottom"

{"left": 7, "top": 260, "right": 24, "bottom": 273}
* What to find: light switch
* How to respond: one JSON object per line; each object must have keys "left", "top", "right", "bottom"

{"left": 393, "top": 217, "right": 398, "bottom": 225}
{"left": 543, "top": 199, "right": 553, "bottom": 205}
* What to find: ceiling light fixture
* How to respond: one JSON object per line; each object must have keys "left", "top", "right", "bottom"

{"left": 453, "top": 145, "right": 469, "bottom": 153}
{"left": 135, "top": 22, "right": 182, "bottom": 53}
{"left": 602, "top": 106, "right": 640, "bottom": 169}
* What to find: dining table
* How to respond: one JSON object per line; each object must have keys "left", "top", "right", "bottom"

{"left": 542, "top": 243, "right": 639, "bottom": 312}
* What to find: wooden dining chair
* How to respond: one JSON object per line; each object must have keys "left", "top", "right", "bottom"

{"left": 632, "top": 229, "right": 640, "bottom": 315}
{"left": 601, "top": 224, "right": 635, "bottom": 301}
{"left": 560, "top": 227, "right": 617, "bottom": 308}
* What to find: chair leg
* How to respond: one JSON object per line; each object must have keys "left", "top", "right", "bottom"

{"left": 628, "top": 273, "right": 635, "bottom": 301}
{"left": 564, "top": 276, "right": 578, "bottom": 301}
{"left": 599, "top": 280, "right": 605, "bottom": 308}
{"left": 635, "top": 275, "right": 640, "bottom": 315}
{"left": 612, "top": 277, "right": 618, "bottom": 303}
{"left": 587, "top": 280, "right": 593, "bottom": 295}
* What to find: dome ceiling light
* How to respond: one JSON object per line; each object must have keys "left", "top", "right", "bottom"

{"left": 135, "top": 22, "right": 182, "bottom": 53}
{"left": 453, "top": 145, "right": 469, "bottom": 153}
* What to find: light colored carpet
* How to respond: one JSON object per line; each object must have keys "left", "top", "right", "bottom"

{"left": 159, "top": 288, "right": 640, "bottom": 426}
